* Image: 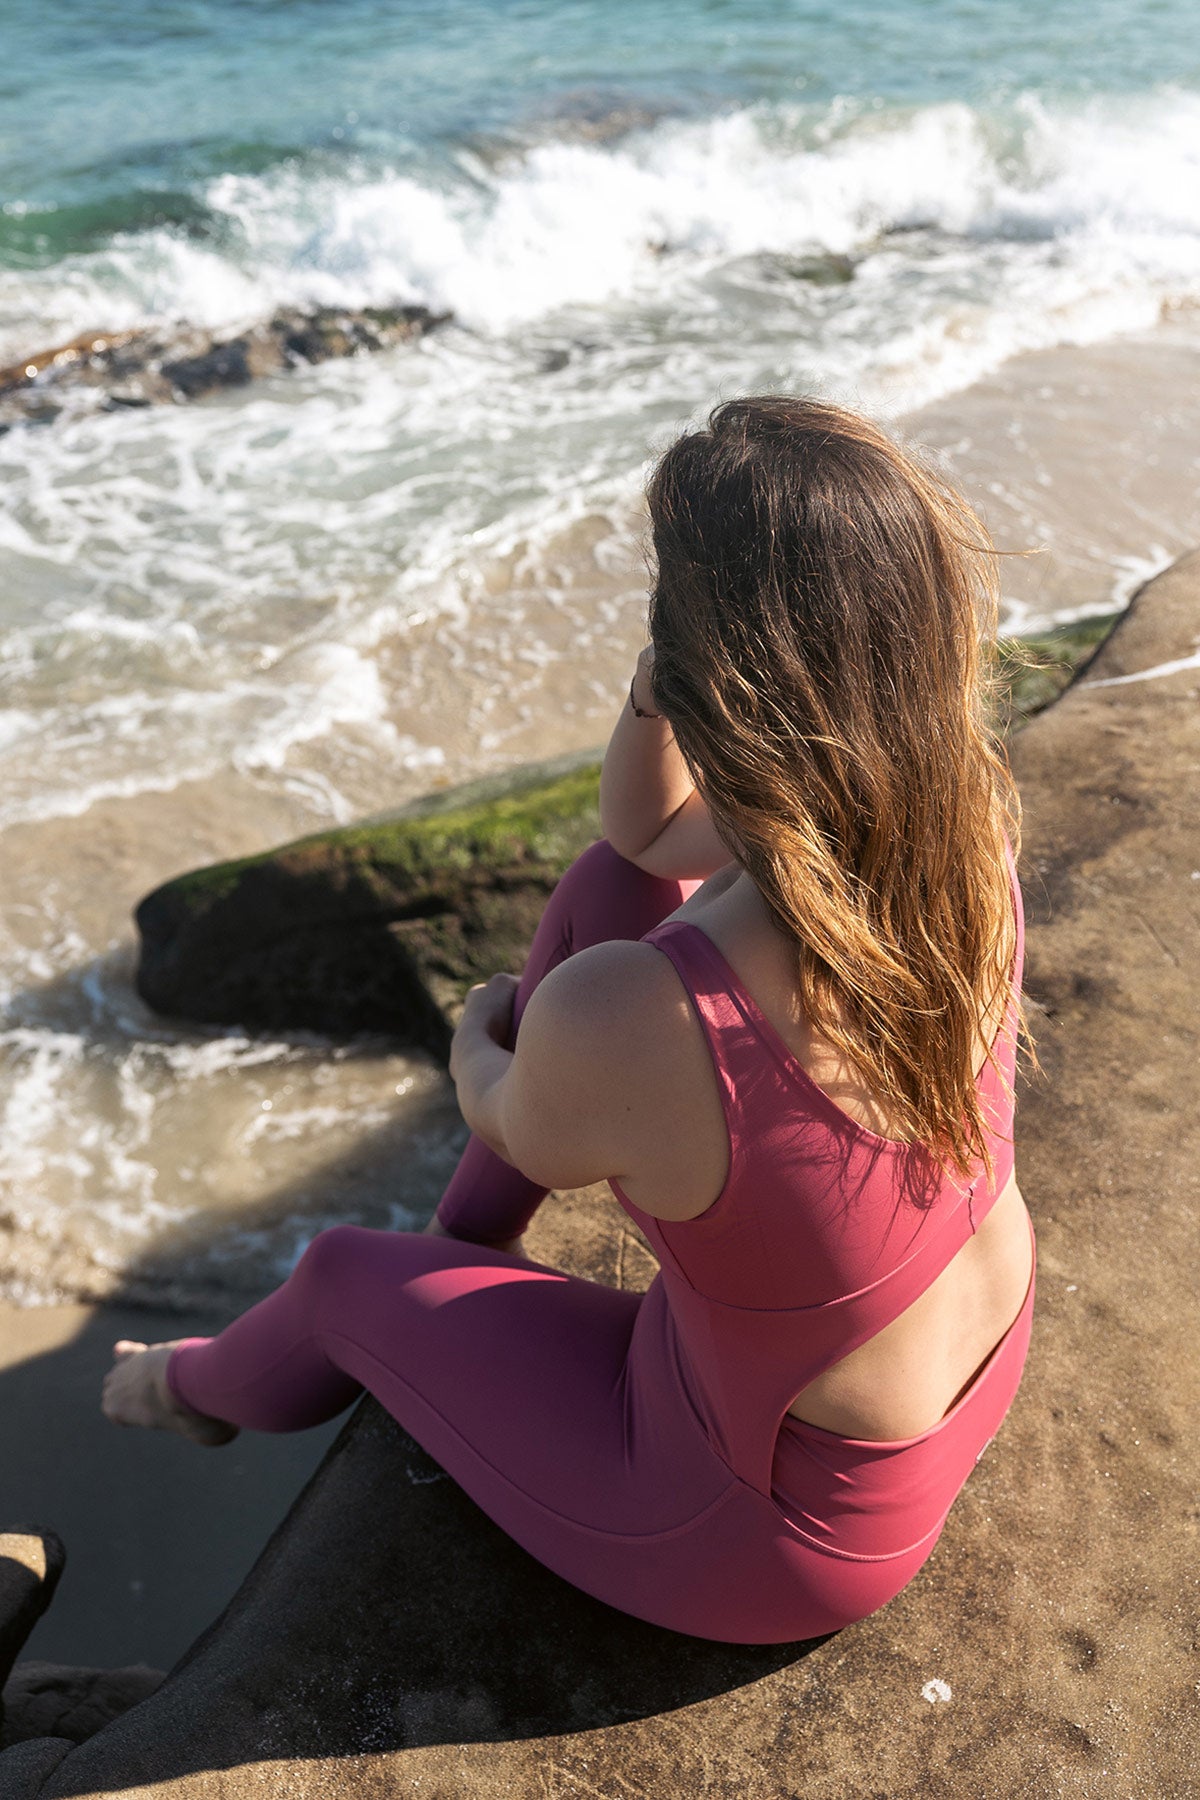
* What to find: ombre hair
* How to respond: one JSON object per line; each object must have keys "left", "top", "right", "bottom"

{"left": 647, "top": 395, "right": 1025, "bottom": 1179}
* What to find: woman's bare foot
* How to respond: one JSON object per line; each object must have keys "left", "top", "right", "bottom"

{"left": 101, "top": 1340, "right": 240, "bottom": 1447}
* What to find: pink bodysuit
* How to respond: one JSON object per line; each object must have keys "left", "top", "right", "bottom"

{"left": 167, "top": 839, "right": 1035, "bottom": 1645}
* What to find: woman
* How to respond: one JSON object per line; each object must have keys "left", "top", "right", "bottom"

{"left": 103, "top": 396, "right": 1036, "bottom": 1646}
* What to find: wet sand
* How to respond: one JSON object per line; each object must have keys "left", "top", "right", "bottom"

{"left": 0, "top": 1302, "right": 344, "bottom": 1670}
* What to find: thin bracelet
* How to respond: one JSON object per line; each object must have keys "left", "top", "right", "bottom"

{"left": 629, "top": 676, "right": 664, "bottom": 719}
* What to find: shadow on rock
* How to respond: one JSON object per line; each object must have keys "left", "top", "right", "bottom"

{"left": 12, "top": 1399, "right": 822, "bottom": 1795}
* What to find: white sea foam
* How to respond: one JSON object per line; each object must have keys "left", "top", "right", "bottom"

{"left": 0, "top": 630, "right": 429, "bottom": 828}
{"left": 0, "top": 989, "right": 444, "bottom": 1304}
{"left": 0, "top": 1030, "right": 88, "bottom": 1186}
{"left": 1084, "top": 644, "right": 1200, "bottom": 687}
{"left": 4, "top": 90, "right": 1200, "bottom": 362}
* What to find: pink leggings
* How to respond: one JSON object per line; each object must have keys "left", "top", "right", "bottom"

{"left": 167, "top": 842, "right": 1004, "bottom": 1643}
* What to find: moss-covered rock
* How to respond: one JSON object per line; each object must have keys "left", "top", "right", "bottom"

{"left": 135, "top": 749, "right": 603, "bottom": 1056}
{"left": 134, "top": 616, "right": 1119, "bottom": 1045}
{"left": 998, "top": 611, "right": 1120, "bottom": 726}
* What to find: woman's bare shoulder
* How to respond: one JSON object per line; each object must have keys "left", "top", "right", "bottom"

{"left": 501, "top": 935, "right": 725, "bottom": 1198}
{"left": 676, "top": 859, "right": 742, "bottom": 910}
{"left": 529, "top": 936, "right": 698, "bottom": 1035}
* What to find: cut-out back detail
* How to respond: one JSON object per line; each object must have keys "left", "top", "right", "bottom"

{"left": 613, "top": 850, "right": 1026, "bottom": 1512}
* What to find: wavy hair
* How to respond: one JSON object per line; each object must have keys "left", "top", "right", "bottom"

{"left": 647, "top": 395, "right": 1026, "bottom": 1179}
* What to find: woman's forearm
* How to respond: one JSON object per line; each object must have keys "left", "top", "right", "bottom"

{"left": 599, "top": 653, "right": 697, "bottom": 859}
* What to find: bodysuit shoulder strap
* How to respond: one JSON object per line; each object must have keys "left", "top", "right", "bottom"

{"left": 640, "top": 918, "right": 762, "bottom": 1134}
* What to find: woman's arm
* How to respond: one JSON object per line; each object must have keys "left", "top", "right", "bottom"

{"left": 444, "top": 940, "right": 723, "bottom": 1205}
{"left": 447, "top": 961, "right": 629, "bottom": 1188}
{"left": 599, "top": 647, "right": 732, "bottom": 879}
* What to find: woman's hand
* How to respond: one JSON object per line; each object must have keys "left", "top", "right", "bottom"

{"left": 449, "top": 972, "right": 519, "bottom": 1085}
{"left": 447, "top": 972, "right": 521, "bottom": 1164}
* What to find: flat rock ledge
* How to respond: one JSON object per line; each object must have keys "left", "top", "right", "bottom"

{"left": 0, "top": 304, "right": 449, "bottom": 432}
{"left": 132, "top": 621, "right": 1116, "bottom": 1055}
{"left": 3, "top": 563, "right": 1197, "bottom": 1797}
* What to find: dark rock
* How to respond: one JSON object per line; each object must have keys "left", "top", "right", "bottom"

{"left": 0, "top": 1533, "right": 66, "bottom": 1695}
{"left": 769, "top": 251, "right": 857, "bottom": 285}
{"left": 134, "top": 748, "right": 603, "bottom": 1053}
{"left": 0, "top": 1737, "right": 72, "bottom": 1792}
{"left": 0, "top": 304, "right": 450, "bottom": 430}
{"left": 1, "top": 1661, "right": 163, "bottom": 1748}
{"left": 161, "top": 339, "right": 254, "bottom": 398}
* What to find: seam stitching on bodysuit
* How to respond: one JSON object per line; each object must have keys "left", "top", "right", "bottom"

{"left": 764, "top": 1504, "right": 950, "bottom": 1563}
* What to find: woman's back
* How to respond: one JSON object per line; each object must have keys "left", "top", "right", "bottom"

{"left": 608, "top": 856, "right": 1033, "bottom": 1458}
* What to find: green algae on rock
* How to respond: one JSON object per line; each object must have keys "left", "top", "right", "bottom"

{"left": 998, "top": 611, "right": 1121, "bottom": 726}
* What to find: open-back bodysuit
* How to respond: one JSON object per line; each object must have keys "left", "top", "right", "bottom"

{"left": 167, "top": 839, "right": 1036, "bottom": 1645}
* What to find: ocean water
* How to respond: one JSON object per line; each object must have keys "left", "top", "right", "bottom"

{"left": 2, "top": 0, "right": 1200, "bottom": 1304}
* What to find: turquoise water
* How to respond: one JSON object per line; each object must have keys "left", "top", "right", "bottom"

{"left": 2, "top": 1, "right": 1200, "bottom": 1302}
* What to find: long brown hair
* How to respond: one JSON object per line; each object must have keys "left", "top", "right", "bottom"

{"left": 647, "top": 395, "right": 1024, "bottom": 1178}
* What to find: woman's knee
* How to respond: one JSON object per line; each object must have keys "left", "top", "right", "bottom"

{"left": 292, "top": 1224, "right": 375, "bottom": 1298}
{"left": 557, "top": 835, "right": 636, "bottom": 892}
{"left": 551, "top": 837, "right": 685, "bottom": 937}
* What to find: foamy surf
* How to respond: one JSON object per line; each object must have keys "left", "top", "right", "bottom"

{"left": 5, "top": 91, "right": 1200, "bottom": 359}
{"left": 0, "top": 983, "right": 460, "bottom": 1309}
